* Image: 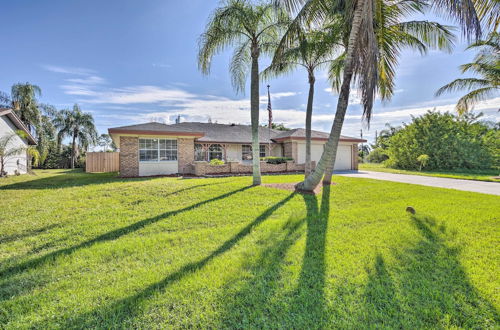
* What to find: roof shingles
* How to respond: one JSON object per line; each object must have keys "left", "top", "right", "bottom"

{"left": 108, "top": 122, "right": 365, "bottom": 143}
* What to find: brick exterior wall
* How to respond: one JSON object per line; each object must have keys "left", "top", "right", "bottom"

{"left": 191, "top": 160, "right": 315, "bottom": 176}
{"left": 178, "top": 138, "right": 195, "bottom": 174}
{"left": 119, "top": 136, "right": 139, "bottom": 177}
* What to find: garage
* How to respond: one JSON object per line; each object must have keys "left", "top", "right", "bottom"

{"left": 334, "top": 145, "right": 352, "bottom": 170}
{"left": 296, "top": 142, "right": 354, "bottom": 170}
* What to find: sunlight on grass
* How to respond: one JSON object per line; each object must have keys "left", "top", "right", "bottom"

{"left": 359, "top": 163, "right": 500, "bottom": 182}
{"left": 0, "top": 170, "right": 498, "bottom": 328}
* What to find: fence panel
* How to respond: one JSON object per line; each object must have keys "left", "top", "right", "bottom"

{"left": 86, "top": 152, "right": 119, "bottom": 173}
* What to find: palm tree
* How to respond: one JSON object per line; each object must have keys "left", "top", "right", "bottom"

{"left": 436, "top": 32, "right": 499, "bottom": 115}
{"left": 54, "top": 104, "right": 98, "bottom": 169}
{"left": 198, "top": 0, "right": 289, "bottom": 185}
{"left": 10, "top": 83, "right": 42, "bottom": 132}
{"left": 264, "top": 24, "right": 344, "bottom": 176}
{"left": 278, "top": 0, "right": 481, "bottom": 192}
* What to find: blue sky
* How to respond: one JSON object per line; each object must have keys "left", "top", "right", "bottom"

{"left": 2, "top": 0, "right": 499, "bottom": 143}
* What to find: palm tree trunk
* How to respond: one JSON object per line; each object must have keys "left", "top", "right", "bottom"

{"left": 304, "top": 70, "right": 315, "bottom": 177}
{"left": 250, "top": 44, "right": 261, "bottom": 185}
{"left": 297, "top": 0, "right": 366, "bottom": 191}
{"left": 71, "top": 133, "right": 77, "bottom": 169}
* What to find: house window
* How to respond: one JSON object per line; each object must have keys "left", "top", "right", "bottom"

{"left": 159, "top": 139, "right": 177, "bottom": 161}
{"left": 242, "top": 145, "right": 252, "bottom": 160}
{"left": 260, "top": 145, "right": 266, "bottom": 157}
{"left": 139, "top": 138, "right": 177, "bottom": 162}
{"left": 208, "top": 144, "right": 223, "bottom": 161}
{"left": 242, "top": 144, "right": 267, "bottom": 159}
{"left": 194, "top": 144, "right": 206, "bottom": 161}
{"left": 139, "top": 138, "right": 158, "bottom": 161}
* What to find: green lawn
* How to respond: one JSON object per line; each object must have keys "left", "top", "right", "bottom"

{"left": 1, "top": 170, "right": 499, "bottom": 328}
{"left": 360, "top": 162, "right": 500, "bottom": 182}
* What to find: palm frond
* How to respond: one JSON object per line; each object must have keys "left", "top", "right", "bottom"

{"left": 395, "top": 21, "right": 456, "bottom": 52}
{"left": 431, "top": 0, "right": 481, "bottom": 39}
{"left": 455, "top": 86, "right": 497, "bottom": 114}
{"left": 436, "top": 78, "right": 493, "bottom": 96}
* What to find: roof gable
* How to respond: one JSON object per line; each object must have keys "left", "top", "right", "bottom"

{"left": 0, "top": 108, "right": 37, "bottom": 145}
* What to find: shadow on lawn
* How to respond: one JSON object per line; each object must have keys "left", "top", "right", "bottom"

{"left": 59, "top": 192, "right": 297, "bottom": 328}
{"left": 216, "top": 185, "right": 331, "bottom": 328}
{"left": 0, "top": 181, "right": 223, "bottom": 272}
{"left": 0, "top": 170, "right": 146, "bottom": 190}
{"left": 0, "top": 185, "right": 252, "bottom": 287}
{"left": 359, "top": 214, "right": 499, "bottom": 328}
{"left": 0, "top": 223, "right": 61, "bottom": 245}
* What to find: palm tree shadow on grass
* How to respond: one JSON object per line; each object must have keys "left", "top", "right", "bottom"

{"left": 216, "top": 185, "right": 331, "bottom": 328}
{"left": 57, "top": 192, "right": 297, "bottom": 328}
{"left": 288, "top": 184, "right": 331, "bottom": 326}
{"left": 0, "top": 170, "right": 123, "bottom": 190}
{"left": 359, "top": 214, "right": 499, "bottom": 328}
{"left": 1, "top": 182, "right": 220, "bottom": 255}
{"left": 0, "top": 185, "right": 252, "bottom": 302}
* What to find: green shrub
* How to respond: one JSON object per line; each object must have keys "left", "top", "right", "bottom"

{"left": 209, "top": 159, "right": 225, "bottom": 165}
{"left": 482, "top": 129, "right": 500, "bottom": 168}
{"left": 260, "top": 157, "right": 293, "bottom": 164}
{"left": 386, "top": 111, "right": 492, "bottom": 170}
{"left": 367, "top": 147, "right": 388, "bottom": 163}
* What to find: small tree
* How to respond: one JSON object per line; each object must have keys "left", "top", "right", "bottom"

{"left": 53, "top": 104, "right": 98, "bottom": 169}
{"left": 417, "top": 154, "right": 429, "bottom": 171}
{"left": 0, "top": 131, "right": 39, "bottom": 176}
{"left": 97, "top": 134, "right": 115, "bottom": 151}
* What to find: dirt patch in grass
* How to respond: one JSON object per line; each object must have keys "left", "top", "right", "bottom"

{"left": 262, "top": 182, "right": 336, "bottom": 195}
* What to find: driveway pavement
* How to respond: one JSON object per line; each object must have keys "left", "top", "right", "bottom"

{"left": 336, "top": 170, "right": 500, "bottom": 196}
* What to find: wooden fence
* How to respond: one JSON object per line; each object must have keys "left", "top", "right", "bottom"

{"left": 85, "top": 152, "right": 119, "bottom": 173}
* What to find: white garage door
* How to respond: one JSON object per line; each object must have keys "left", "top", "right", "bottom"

{"left": 297, "top": 142, "right": 352, "bottom": 170}
{"left": 334, "top": 145, "right": 352, "bottom": 170}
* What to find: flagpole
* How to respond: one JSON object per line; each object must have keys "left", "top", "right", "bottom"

{"left": 267, "top": 85, "right": 271, "bottom": 157}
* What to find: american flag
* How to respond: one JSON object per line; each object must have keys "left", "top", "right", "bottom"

{"left": 267, "top": 85, "right": 272, "bottom": 129}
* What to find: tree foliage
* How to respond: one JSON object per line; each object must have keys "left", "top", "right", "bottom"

{"left": 436, "top": 32, "right": 499, "bottom": 115}
{"left": 53, "top": 104, "right": 98, "bottom": 169}
{"left": 385, "top": 111, "right": 496, "bottom": 170}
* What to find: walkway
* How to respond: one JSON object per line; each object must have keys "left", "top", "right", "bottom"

{"left": 336, "top": 171, "right": 500, "bottom": 196}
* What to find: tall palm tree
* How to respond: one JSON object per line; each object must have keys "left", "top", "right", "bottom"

{"left": 54, "top": 104, "right": 98, "bottom": 169}
{"left": 36, "top": 104, "right": 58, "bottom": 166}
{"left": 278, "top": 0, "right": 481, "bottom": 192}
{"left": 198, "top": 0, "right": 289, "bottom": 185}
{"left": 10, "top": 83, "right": 42, "bottom": 132}
{"left": 436, "top": 32, "right": 499, "bottom": 115}
{"left": 264, "top": 24, "right": 344, "bottom": 176}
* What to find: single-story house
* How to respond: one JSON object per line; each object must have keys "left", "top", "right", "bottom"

{"left": 108, "top": 122, "right": 366, "bottom": 177}
{"left": 0, "top": 108, "right": 37, "bottom": 175}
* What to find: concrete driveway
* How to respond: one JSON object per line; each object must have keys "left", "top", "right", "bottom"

{"left": 336, "top": 170, "right": 500, "bottom": 196}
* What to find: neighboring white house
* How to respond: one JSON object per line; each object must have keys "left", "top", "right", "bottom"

{"left": 0, "top": 108, "right": 37, "bottom": 175}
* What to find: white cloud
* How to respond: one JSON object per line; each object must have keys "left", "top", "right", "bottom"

{"left": 324, "top": 87, "right": 404, "bottom": 105}
{"left": 84, "top": 86, "right": 198, "bottom": 104}
{"left": 66, "top": 75, "right": 106, "bottom": 85}
{"left": 42, "top": 64, "right": 96, "bottom": 76}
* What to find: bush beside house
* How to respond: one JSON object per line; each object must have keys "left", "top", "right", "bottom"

{"left": 369, "top": 111, "right": 498, "bottom": 171}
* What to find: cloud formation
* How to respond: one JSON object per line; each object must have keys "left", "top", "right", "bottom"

{"left": 46, "top": 65, "right": 499, "bottom": 141}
